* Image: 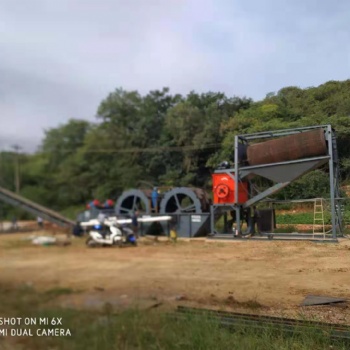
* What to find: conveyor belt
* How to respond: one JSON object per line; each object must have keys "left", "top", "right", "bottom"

{"left": 0, "top": 186, "right": 75, "bottom": 228}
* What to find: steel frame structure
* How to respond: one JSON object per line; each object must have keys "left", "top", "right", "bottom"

{"left": 0, "top": 186, "right": 75, "bottom": 228}
{"left": 210, "top": 125, "right": 343, "bottom": 240}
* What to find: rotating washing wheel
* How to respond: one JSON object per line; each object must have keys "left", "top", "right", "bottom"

{"left": 159, "top": 187, "right": 209, "bottom": 214}
{"left": 115, "top": 189, "right": 151, "bottom": 215}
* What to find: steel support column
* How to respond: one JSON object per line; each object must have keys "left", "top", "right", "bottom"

{"left": 234, "top": 135, "right": 240, "bottom": 234}
{"left": 210, "top": 205, "right": 215, "bottom": 234}
{"left": 327, "top": 125, "right": 337, "bottom": 239}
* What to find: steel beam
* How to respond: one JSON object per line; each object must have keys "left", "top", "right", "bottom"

{"left": 239, "top": 125, "right": 328, "bottom": 140}
{"left": 239, "top": 156, "right": 329, "bottom": 173}
{"left": 243, "top": 182, "right": 291, "bottom": 208}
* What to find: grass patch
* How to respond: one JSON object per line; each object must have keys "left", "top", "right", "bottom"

{"left": 224, "top": 295, "right": 263, "bottom": 310}
{"left": 276, "top": 212, "right": 332, "bottom": 225}
{"left": 43, "top": 287, "right": 76, "bottom": 299}
{"left": 0, "top": 284, "right": 348, "bottom": 349}
{"left": 274, "top": 225, "right": 298, "bottom": 233}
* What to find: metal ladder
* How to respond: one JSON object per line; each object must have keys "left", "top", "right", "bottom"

{"left": 313, "top": 198, "right": 325, "bottom": 239}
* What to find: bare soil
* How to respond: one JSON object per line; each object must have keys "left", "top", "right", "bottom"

{"left": 1, "top": 232, "right": 350, "bottom": 323}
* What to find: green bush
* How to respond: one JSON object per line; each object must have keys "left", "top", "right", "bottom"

{"left": 276, "top": 170, "right": 330, "bottom": 200}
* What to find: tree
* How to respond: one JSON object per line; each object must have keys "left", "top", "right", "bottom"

{"left": 6, "top": 79, "right": 350, "bottom": 217}
{"left": 41, "top": 119, "right": 91, "bottom": 171}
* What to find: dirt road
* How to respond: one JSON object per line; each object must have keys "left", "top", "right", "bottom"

{"left": 1, "top": 233, "right": 350, "bottom": 321}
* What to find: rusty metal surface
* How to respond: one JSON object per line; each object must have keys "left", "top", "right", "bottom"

{"left": 247, "top": 128, "right": 327, "bottom": 166}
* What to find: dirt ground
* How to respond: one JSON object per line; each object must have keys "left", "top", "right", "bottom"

{"left": 1, "top": 231, "right": 350, "bottom": 323}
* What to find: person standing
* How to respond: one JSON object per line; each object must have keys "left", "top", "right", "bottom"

{"left": 11, "top": 216, "right": 18, "bottom": 231}
{"left": 37, "top": 216, "right": 43, "bottom": 229}
{"left": 131, "top": 210, "right": 139, "bottom": 238}
{"left": 97, "top": 212, "right": 106, "bottom": 224}
{"left": 151, "top": 187, "right": 158, "bottom": 213}
{"left": 252, "top": 206, "right": 261, "bottom": 235}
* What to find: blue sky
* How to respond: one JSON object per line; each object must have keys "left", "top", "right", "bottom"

{"left": 1, "top": 0, "right": 350, "bottom": 151}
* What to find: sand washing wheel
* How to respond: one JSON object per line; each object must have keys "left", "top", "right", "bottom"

{"left": 159, "top": 187, "right": 210, "bottom": 214}
{"left": 115, "top": 189, "right": 151, "bottom": 215}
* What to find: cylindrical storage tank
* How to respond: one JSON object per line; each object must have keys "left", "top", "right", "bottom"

{"left": 247, "top": 128, "right": 327, "bottom": 166}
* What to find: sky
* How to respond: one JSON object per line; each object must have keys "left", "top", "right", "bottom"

{"left": 1, "top": 0, "right": 350, "bottom": 152}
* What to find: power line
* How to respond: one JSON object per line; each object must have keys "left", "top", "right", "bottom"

{"left": 40, "top": 143, "right": 224, "bottom": 154}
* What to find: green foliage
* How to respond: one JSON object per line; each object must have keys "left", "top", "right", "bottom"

{"left": 276, "top": 170, "right": 330, "bottom": 200}
{"left": 41, "top": 119, "right": 91, "bottom": 171}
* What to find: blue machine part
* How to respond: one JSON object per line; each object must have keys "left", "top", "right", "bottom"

{"left": 94, "top": 224, "right": 103, "bottom": 230}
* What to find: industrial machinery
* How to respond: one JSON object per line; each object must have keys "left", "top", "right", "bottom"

{"left": 210, "top": 125, "right": 342, "bottom": 240}
{"left": 114, "top": 187, "right": 210, "bottom": 216}
{"left": 114, "top": 187, "right": 211, "bottom": 238}
{"left": 80, "top": 187, "right": 211, "bottom": 238}
{"left": 212, "top": 172, "right": 248, "bottom": 205}
{"left": 159, "top": 187, "right": 210, "bottom": 214}
{"left": 77, "top": 124, "right": 342, "bottom": 241}
{"left": 115, "top": 189, "right": 151, "bottom": 215}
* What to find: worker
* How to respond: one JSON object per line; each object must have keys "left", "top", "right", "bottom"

{"left": 104, "top": 199, "right": 114, "bottom": 208}
{"left": 151, "top": 187, "right": 158, "bottom": 212}
{"left": 252, "top": 206, "right": 261, "bottom": 235}
{"left": 37, "top": 216, "right": 43, "bottom": 229}
{"left": 11, "top": 216, "right": 18, "bottom": 231}
{"left": 131, "top": 210, "right": 139, "bottom": 238}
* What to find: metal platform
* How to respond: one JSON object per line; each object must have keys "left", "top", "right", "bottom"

{"left": 208, "top": 232, "right": 338, "bottom": 243}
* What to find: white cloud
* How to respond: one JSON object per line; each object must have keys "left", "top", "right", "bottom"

{"left": 1, "top": 0, "right": 350, "bottom": 151}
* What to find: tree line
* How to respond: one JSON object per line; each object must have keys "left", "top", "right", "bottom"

{"left": 2, "top": 80, "right": 350, "bottom": 218}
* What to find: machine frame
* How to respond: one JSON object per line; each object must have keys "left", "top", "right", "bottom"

{"left": 210, "top": 125, "right": 343, "bottom": 240}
